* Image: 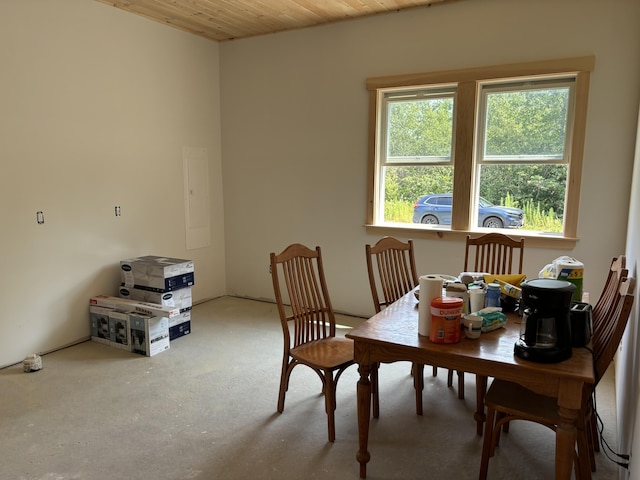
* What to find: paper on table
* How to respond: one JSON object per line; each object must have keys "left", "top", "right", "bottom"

{"left": 418, "top": 275, "right": 444, "bottom": 336}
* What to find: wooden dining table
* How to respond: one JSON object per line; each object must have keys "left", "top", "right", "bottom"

{"left": 345, "top": 288, "right": 595, "bottom": 479}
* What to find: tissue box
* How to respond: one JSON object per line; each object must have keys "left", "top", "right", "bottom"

{"left": 118, "top": 286, "right": 192, "bottom": 313}
{"left": 129, "top": 313, "right": 170, "bottom": 357}
{"left": 120, "top": 256, "right": 194, "bottom": 292}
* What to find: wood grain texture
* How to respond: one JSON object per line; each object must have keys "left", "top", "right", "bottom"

{"left": 96, "top": 0, "right": 460, "bottom": 41}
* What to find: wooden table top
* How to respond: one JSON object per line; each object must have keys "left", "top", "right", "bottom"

{"left": 347, "top": 289, "right": 595, "bottom": 393}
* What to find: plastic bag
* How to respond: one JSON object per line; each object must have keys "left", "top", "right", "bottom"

{"left": 539, "top": 256, "right": 583, "bottom": 279}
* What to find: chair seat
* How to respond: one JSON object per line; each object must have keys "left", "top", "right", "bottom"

{"left": 291, "top": 337, "right": 354, "bottom": 370}
{"left": 485, "top": 379, "right": 561, "bottom": 425}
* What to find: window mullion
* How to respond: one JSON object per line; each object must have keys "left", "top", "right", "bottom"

{"left": 563, "top": 71, "right": 590, "bottom": 238}
{"left": 451, "top": 81, "right": 477, "bottom": 231}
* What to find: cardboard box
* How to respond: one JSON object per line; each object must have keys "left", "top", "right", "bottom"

{"left": 120, "top": 256, "right": 195, "bottom": 292}
{"left": 90, "top": 295, "right": 181, "bottom": 319}
{"left": 89, "top": 305, "right": 112, "bottom": 345}
{"left": 169, "top": 321, "right": 191, "bottom": 341}
{"left": 169, "top": 311, "right": 191, "bottom": 341}
{"left": 118, "top": 286, "right": 192, "bottom": 313}
{"left": 129, "top": 313, "right": 170, "bottom": 357}
{"left": 168, "top": 311, "right": 190, "bottom": 328}
{"left": 108, "top": 310, "right": 131, "bottom": 351}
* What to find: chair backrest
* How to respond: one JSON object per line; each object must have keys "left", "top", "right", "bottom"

{"left": 592, "top": 276, "right": 635, "bottom": 385}
{"left": 366, "top": 237, "right": 419, "bottom": 312}
{"left": 463, "top": 233, "right": 524, "bottom": 275}
{"left": 592, "top": 255, "right": 627, "bottom": 336}
{"left": 270, "top": 243, "right": 336, "bottom": 350}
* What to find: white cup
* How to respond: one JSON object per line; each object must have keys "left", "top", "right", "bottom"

{"left": 463, "top": 314, "right": 483, "bottom": 339}
{"left": 469, "top": 288, "right": 485, "bottom": 313}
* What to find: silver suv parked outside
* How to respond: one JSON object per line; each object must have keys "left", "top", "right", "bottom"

{"left": 412, "top": 194, "right": 524, "bottom": 228}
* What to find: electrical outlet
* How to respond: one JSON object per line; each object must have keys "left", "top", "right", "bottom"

{"left": 115, "top": 206, "right": 121, "bottom": 217}
{"left": 36, "top": 211, "right": 44, "bottom": 224}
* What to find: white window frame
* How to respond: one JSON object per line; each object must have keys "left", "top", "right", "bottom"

{"left": 365, "top": 57, "right": 594, "bottom": 247}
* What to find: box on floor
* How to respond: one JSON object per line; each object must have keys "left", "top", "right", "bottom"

{"left": 120, "top": 256, "right": 194, "bottom": 292}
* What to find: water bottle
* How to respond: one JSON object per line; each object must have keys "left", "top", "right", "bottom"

{"left": 486, "top": 283, "right": 501, "bottom": 308}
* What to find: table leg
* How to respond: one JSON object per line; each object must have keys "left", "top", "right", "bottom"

{"left": 556, "top": 378, "right": 583, "bottom": 480}
{"left": 474, "top": 375, "right": 488, "bottom": 436}
{"left": 556, "top": 406, "right": 578, "bottom": 480}
{"left": 356, "top": 362, "right": 372, "bottom": 478}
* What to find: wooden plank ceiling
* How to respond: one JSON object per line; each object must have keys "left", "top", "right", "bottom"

{"left": 96, "top": 0, "right": 460, "bottom": 42}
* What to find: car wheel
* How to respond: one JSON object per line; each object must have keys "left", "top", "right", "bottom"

{"left": 483, "top": 217, "right": 504, "bottom": 228}
{"left": 421, "top": 215, "right": 439, "bottom": 225}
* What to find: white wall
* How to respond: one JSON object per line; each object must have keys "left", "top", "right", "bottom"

{"left": 617, "top": 107, "right": 640, "bottom": 479}
{"left": 219, "top": 0, "right": 640, "bottom": 319}
{"left": 0, "top": 1, "right": 226, "bottom": 367}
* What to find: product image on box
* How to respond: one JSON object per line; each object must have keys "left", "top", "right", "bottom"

{"left": 89, "top": 305, "right": 114, "bottom": 345}
{"left": 120, "top": 256, "right": 195, "bottom": 292}
{"left": 129, "top": 313, "right": 170, "bottom": 357}
{"left": 108, "top": 310, "right": 131, "bottom": 351}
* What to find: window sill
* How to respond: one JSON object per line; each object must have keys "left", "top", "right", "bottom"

{"left": 364, "top": 224, "right": 578, "bottom": 249}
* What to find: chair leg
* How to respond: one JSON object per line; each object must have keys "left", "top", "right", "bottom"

{"left": 371, "top": 362, "right": 380, "bottom": 419}
{"left": 413, "top": 363, "right": 425, "bottom": 416}
{"left": 494, "top": 412, "right": 506, "bottom": 449}
{"left": 588, "top": 428, "right": 597, "bottom": 473}
{"left": 457, "top": 371, "right": 465, "bottom": 400}
{"left": 447, "top": 369, "right": 454, "bottom": 387}
{"left": 577, "top": 416, "right": 593, "bottom": 480}
{"left": 324, "top": 370, "right": 337, "bottom": 442}
{"left": 277, "top": 356, "right": 294, "bottom": 413}
{"left": 432, "top": 365, "right": 437, "bottom": 377}
{"left": 589, "top": 413, "right": 599, "bottom": 452}
{"left": 479, "top": 406, "right": 497, "bottom": 480}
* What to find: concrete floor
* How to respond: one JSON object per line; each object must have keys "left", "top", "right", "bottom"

{"left": 0, "top": 296, "right": 621, "bottom": 480}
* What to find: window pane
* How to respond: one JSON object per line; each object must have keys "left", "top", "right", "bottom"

{"left": 484, "top": 87, "right": 570, "bottom": 160}
{"left": 386, "top": 96, "right": 454, "bottom": 162}
{"left": 478, "top": 164, "right": 567, "bottom": 233}
{"left": 382, "top": 165, "right": 453, "bottom": 224}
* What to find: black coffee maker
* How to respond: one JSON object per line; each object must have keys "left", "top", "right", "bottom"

{"left": 514, "top": 278, "right": 576, "bottom": 363}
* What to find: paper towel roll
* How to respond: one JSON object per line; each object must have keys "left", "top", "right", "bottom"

{"left": 418, "top": 275, "right": 444, "bottom": 337}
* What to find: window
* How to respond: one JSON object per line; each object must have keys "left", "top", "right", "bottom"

{"left": 366, "top": 57, "right": 594, "bottom": 243}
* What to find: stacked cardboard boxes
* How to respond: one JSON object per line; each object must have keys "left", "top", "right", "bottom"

{"left": 118, "top": 256, "right": 194, "bottom": 341}
{"left": 88, "top": 256, "right": 194, "bottom": 357}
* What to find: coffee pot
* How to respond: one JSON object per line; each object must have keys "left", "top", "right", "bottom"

{"left": 514, "top": 278, "right": 576, "bottom": 363}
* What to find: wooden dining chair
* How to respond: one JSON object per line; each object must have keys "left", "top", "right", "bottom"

{"left": 592, "top": 255, "right": 627, "bottom": 337}
{"left": 270, "top": 243, "right": 378, "bottom": 442}
{"left": 463, "top": 232, "right": 525, "bottom": 275}
{"left": 450, "top": 233, "right": 526, "bottom": 400}
{"left": 586, "top": 255, "right": 626, "bottom": 457}
{"left": 478, "top": 276, "right": 635, "bottom": 480}
{"left": 365, "top": 236, "right": 433, "bottom": 416}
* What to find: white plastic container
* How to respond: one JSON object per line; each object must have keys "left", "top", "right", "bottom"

{"left": 553, "top": 257, "right": 584, "bottom": 302}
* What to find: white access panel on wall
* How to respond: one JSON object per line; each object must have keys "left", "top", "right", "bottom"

{"left": 183, "top": 147, "right": 211, "bottom": 250}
